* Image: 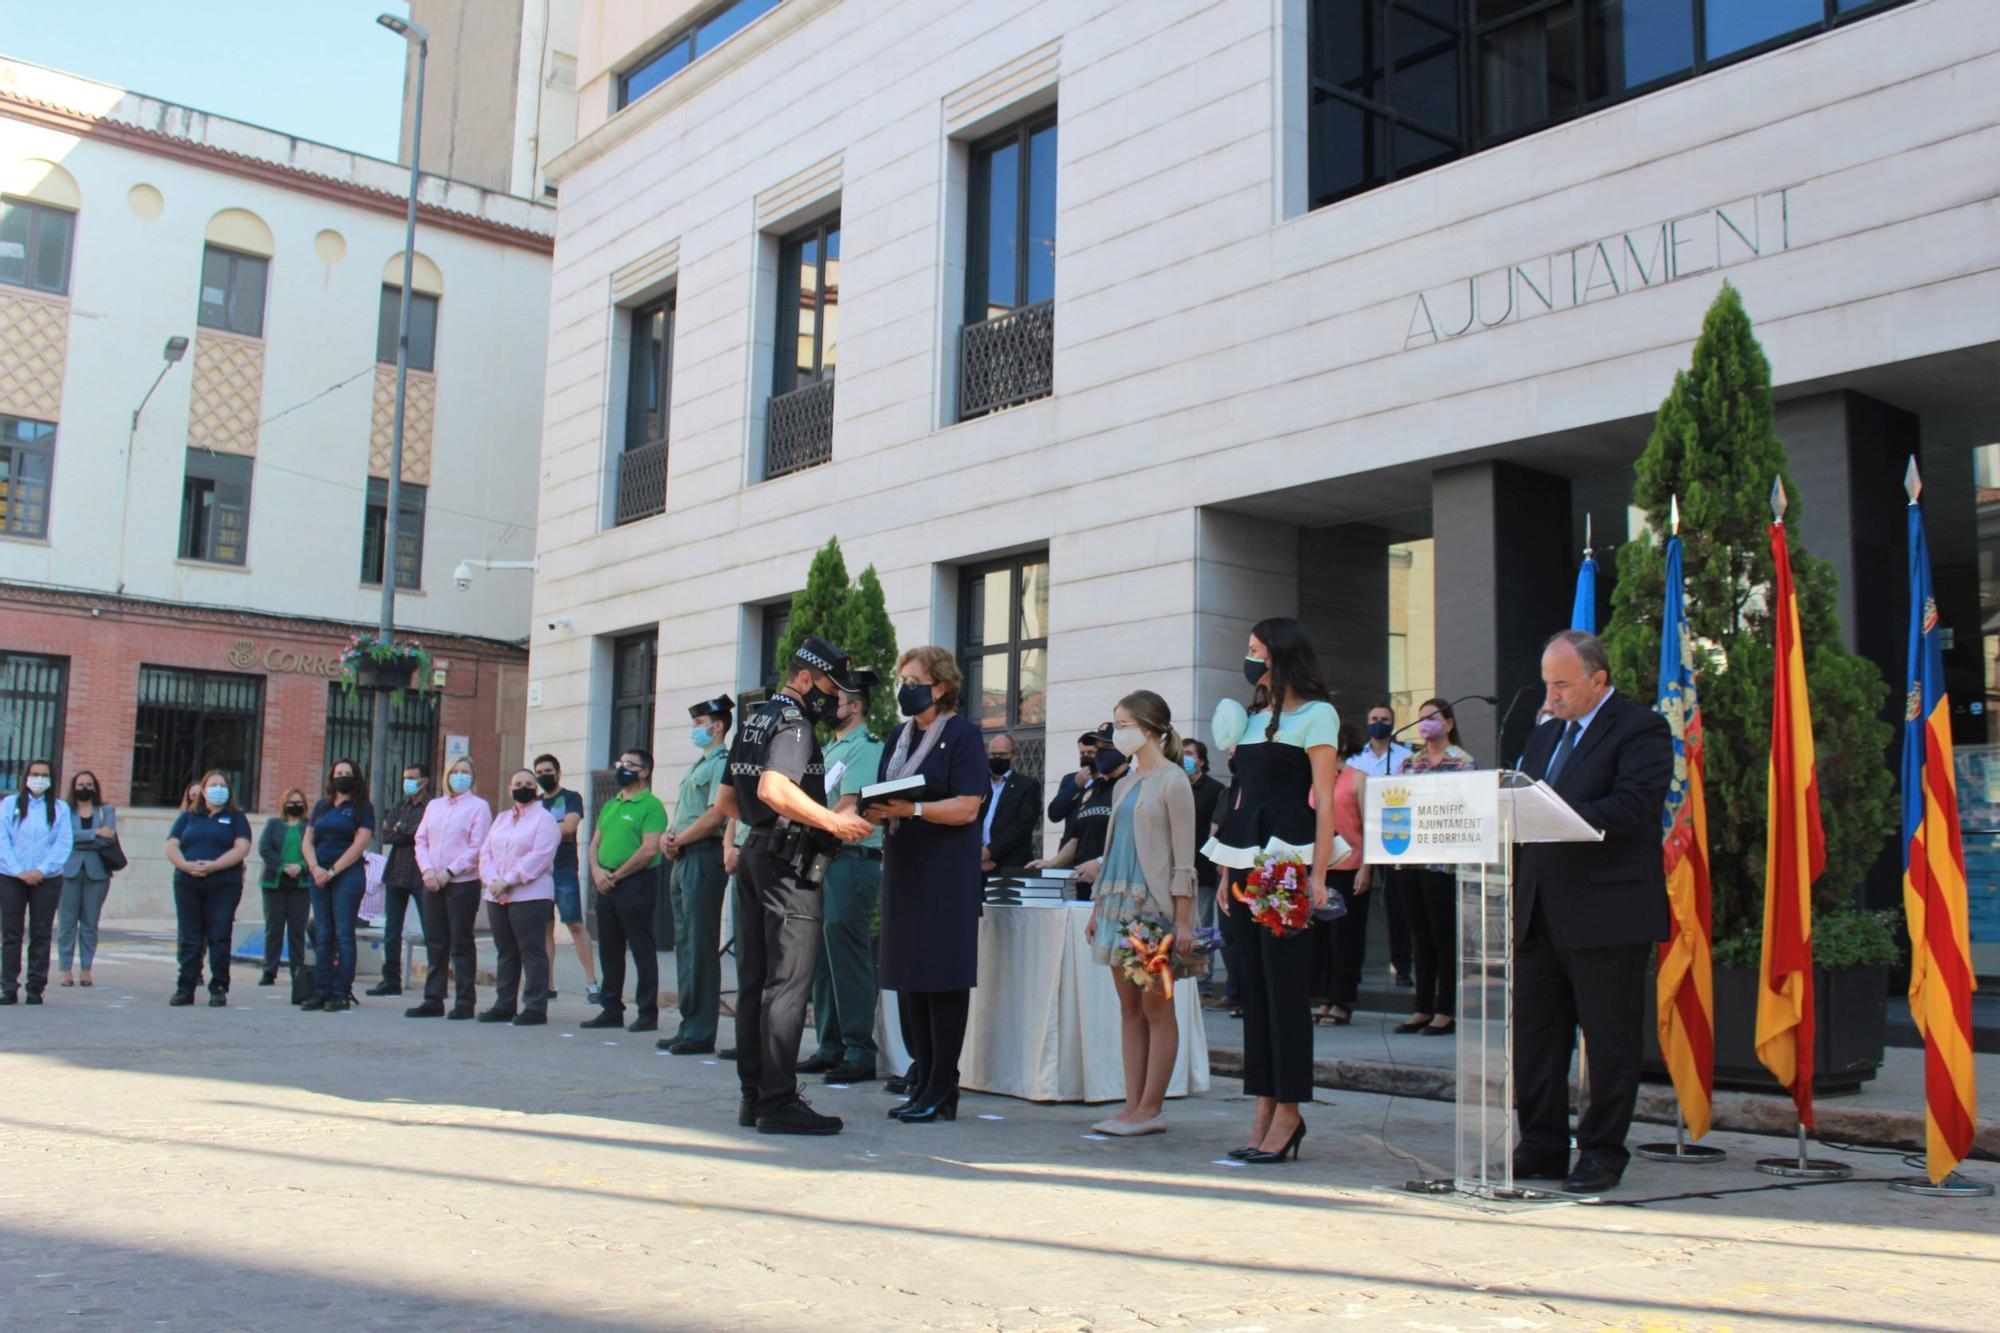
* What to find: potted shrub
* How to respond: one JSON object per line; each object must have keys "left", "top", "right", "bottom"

{"left": 339, "top": 634, "right": 433, "bottom": 701}
{"left": 1603, "top": 283, "right": 1900, "bottom": 1095}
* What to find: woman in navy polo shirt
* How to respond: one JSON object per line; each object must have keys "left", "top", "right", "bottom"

{"left": 303, "top": 757, "right": 375, "bottom": 1013}
{"left": 164, "top": 769, "right": 253, "bottom": 1007}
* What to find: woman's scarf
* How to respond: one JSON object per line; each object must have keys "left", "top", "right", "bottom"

{"left": 884, "top": 714, "right": 949, "bottom": 833}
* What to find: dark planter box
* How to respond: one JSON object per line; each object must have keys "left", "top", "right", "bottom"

{"left": 352, "top": 660, "right": 417, "bottom": 691}
{"left": 1642, "top": 962, "right": 1887, "bottom": 1096}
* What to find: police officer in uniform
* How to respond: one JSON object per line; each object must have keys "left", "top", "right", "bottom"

{"left": 660, "top": 694, "right": 733, "bottom": 1055}
{"left": 715, "top": 636, "right": 876, "bottom": 1135}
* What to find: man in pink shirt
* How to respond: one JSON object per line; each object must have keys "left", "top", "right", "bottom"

{"left": 408, "top": 757, "right": 493, "bottom": 1020}
{"left": 478, "top": 769, "right": 561, "bottom": 1025}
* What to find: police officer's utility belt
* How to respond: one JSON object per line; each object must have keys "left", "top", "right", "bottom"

{"left": 752, "top": 816, "right": 840, "bottom": 887}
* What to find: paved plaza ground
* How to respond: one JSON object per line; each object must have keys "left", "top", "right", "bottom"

{"left": 1, "top": 940, "right": 1994, "bottom": 1332}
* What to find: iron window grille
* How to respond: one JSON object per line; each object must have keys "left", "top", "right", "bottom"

{"left": 958, "top": 553, "right": 1050, "bottom": 785}
{"left": 0, "top": 652, "right": 68, "bottom": 794}
{"left": 131, "top": 665, "right": 264, "bottom": 809}
{"left": 325, "top": 684, "right": 437, "bottom": 799}
{"left": 961, "top": 113, "right": 1057, "bottom": 420}
{"left": 765, "top": 215, "right": 839, "bottom": 479}
{"left": 618, "top": 295, "right": 674, "bottom": 524}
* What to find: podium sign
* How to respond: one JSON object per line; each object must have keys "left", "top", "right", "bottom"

{"left": 1362, "top": 770, "right": 1500, "bottom": 865}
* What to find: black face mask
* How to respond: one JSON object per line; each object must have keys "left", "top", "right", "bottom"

{"left": 897, "top": 682, "right": 934, "bottom": 717}
{"left": 1367, "top": 721, "right": 1394, "bottom": 740}
{"left": 332, "top": 774, "right": 355, "bottom": 795}
{"left": 1092, "top": 747, "right": 1125, "bottom": 777}
{"left": 800, "top": 683, "right": 839, "bottom": 725}
{"left": 536, "top": 772, "right": 559, "bottom": 793}
{"left": 615, "top": 767, "right": 641, "bottom": 787}
{"left": 511, "top": 786, "right": 538, "bottom": 805}
{"left": 988, "top": 756, "right": 1011, "bottom": 777}
{"left": 1243, "top": 656, "right": 1269, "bottom": 687}
{"left": 75, "top": 787, "right": 97, "bottom": 801}
{"left": 285, "top": 803, "right": 305, "bottom": 817}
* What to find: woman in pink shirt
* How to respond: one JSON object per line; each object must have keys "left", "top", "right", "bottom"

{"left": 409, "top": 757, "right": 492, "bottom": 1020}
{"left": 478, "top": 768, "right": 561, "bottom": 1025}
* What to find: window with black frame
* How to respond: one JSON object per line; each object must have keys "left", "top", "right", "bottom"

{"left": 961, "top": 113, "right": 1058, "bottom": 420}
{"left": 131, "top": 665, "right": 264, "bottom": 809}
{"left": 197, "top": 244, "right": 268, "bottom": 337}
{"left": 376, "top": 285, "right": 439, "bottom": 373}
{"left": 958, "top": 555, "right": 1049, "bottom": 783}
{"left": 360, "top": 477, "right": 426, "bottom": 589}
{"left": 0, "top": 196, "right": 76, "bottom": 295}
{"left": 766, "top": 215, "right": 839, "bottom": 478}
{"left": 0, "top": 415, "right": 56, "bottom": 539}
{"left": 618, "top": 0, "right": 783, "bottom": 108}
{"left": 617, "top": 294, "right": 673, "bottom": 524}
{"left": 325, "top": 683, "right": 437, "bottom": 787}
{"left": 1307, "top": 0, "right": 1910, "bottom": 210}
{"left": 179, "top": 450, "right": 252, "bottom": 566}
{"left": 0, "top": 653, "right": 68, "bottom": 793}
{"left": 609, "top": 630, "right": 658, "bottom": 766}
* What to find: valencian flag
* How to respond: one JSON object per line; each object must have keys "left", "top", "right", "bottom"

{"left": 1570, "top": 515, "right": 1597, "bottom": 633}
{"left": 1755, "top": 482, "right": 1826, "bottom": 1127}
{"left": 1900, "top": 460, "right": 1978, "bottom": 1183}
{"left": 1654, "top": 499, "right": 1714, "bottom": 1139}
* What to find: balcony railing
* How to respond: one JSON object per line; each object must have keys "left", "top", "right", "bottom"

{"left": 959, "top": 300, "right": 1054, "bottom": 420}
{"left": 765, "top": 377, "right": 835, "bottom": 479}
{"left": 614, "top": 439, "right": 667, "bottom": 525}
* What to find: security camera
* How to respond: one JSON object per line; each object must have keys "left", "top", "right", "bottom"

{"left": 453, "top": 560, "right": 474, "bottom": 590}
{"left": 547, "top": 616, "right": 572, "bottom": 632}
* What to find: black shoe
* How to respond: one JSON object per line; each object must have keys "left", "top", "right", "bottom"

{"left": 757, "top": 1096, "right": 843, "bottom": 1136}
{"left": 627, "top": 1015, "right": 658, "bottom": 1033}
{"left": 511, "top": 1011, "right": 548, "bottom": 1027}
{"left": 447, "top": 1004, "right": 475, "bottom": 1021}
{"left": 323, "top": 997, "right": 350, "bottom": 1013}
{"left": 886, "top": 1101, "right": 917, "bottom": 1119}
{"left": 1511, "top": 1153, "right": 1570, "bottom": 1182}
{"left": 258, "top": 972, "right": 278, "bottom": 986}
{"left": 405, "top": 1000, "right": 445, "bottom": 1017}
{"left": 885, "top": 1072, "right": 916, "bottom": 1096}
{"left": 1562, "top": 1163, "right": 1622, "bottom": 1195}
{"left": 739, "top": 1096, "right": 758, "bottom": 1128}
{"left": 208, "top": 992, "right": 228, "bottom": 1007}
{"left": 716, "top": 1046, "right": 737, "bottom": 1061}
{"left": 366, "top": 979, "right": 402, "bottom": 997}
{"left": 0, "top": 991, "right": 16, "bottom": 1006}
{"left": 476, "top": 1007, "right": 517, "bottom": 1023}
{"left": 669, "top": 1038, "right": 715, "bottom": 1055}
{"left": 894, "top": 1090, "right": 959, "bottom": 1124}
{"left": 579, "top": 1010, "right": 624, "bottom": 1029}
{"left": 299, "top": 994, "right": 325, "bottom": 1011}
{"left": 1419, "top": 1019, "right": 1456, "bottom": 1036}
{"left": 25, "top": 991, "right": 44, "bottom": 1005}
{"left": 546, "top": 990, "right": 558, "bottom": 1001}
{"left": 796, "top": 1054, "right": 839, "bottom": 1075}
{"left": 1243, "top": 1122, "right": 1307, "bottom": 1164}
{"left": 826, "top": 1063, "right": 877, "bottom": 1084}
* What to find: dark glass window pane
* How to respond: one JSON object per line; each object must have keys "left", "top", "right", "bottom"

{"left": 1309, "top": 91, "right": 1382, "bottom": 204}
{"left": 1313, "top": 0, "right": 1381, "bottom": 98}
{"left": 0, "top": 201, "right": 28, "bottom": 287}
{"left": 1586, "top": 0, "right": 1693, "bottom": 99}
{"left": 695, "top": 0, "right": 780, "bottom": 54}
{"left": 627, "top": 299, "right": 672, "bottom": 448}
{"left": 31, "top": 207, "right": 72, "bottom": 293}
{"left": 979, "top": 140, "right": 1019, "bottom": 318}
{"left": 1480, "top": 9, "right": 1579, "bottom": 140}
{"left": 1476, "top": 0, "right": 1546, "bottom": 18}
{"left": 963, "top": 570, "right": 990, "bottom": 647}
{"left": 624, "top": 38, "right": 690, "bottom": 104}
{"left": 1394, "top": 122, "right": 1459, "bottom": 177}
{"left": 180, "top": 450, "right": 252, "bottom": 565}
{"left": 1026, "top": 125, "right": 1058, "bottom": 306}
{"left": 1392, "top": 7, "right": 1461, "bottom": 140}
{"left": 199, "top": 247, "right": 266, "bottom": 337}
{"left": 793, "top": 233, "right": 819, "bottom": 381}
{"left": 198, "top": 247, "right": 233, "bottom": 330}
{"left": 1019, "top": 561, "right": 1049, "bottom": 640}
{"left": 820, "top": 225, "right": 839, "bottom": 377}
{"left": 1704, "top": 0, "right": 1821, "bottom": 60}
{"left": 377, "top": 288, "right": 439, "bottom": 371}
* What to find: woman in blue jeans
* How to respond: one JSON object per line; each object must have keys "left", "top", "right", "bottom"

{"left": 163, "top": 770, "right": 252, "bottom": 1007}
{"left": 303, "top": 757, "right": 374, "bottom": 1013}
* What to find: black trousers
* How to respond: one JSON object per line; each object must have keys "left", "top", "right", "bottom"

{"left": 0, "top": 875, "right": 60, "bottom": 996}
{"left": 1383, "top": 867, "right": 1414, "bottom": 979}
{"left": 1403, "top": 868, "right": 1458, "bottom": 1018}
{"left": 379, "top": 884, "right": 421, "bottom": 986}
{"left": 1230, "top": 872, "right": 1315, "bottom": 1103}
{"left": 174, "top": 879, "right": 242, "bottom": 995}
{"left": 902, "top": 988, "right": 970, "bottom": 1106}
{"left": 595, "top": 867, "right": 659, "bottom": 1020}
{"left": 1308, "top": 870, "right": 1364, "bottom": 1006}
{"left": 261, "top": 884, "right": 309, "bottom": 973}
{"left": 735, "top": 838, "right": 822, "bottom": 1116}
{"left": 487, "top": 897, "right": 553, "bottom": 1015}
{"left": 421, "top": 881, "right": 481, "bottom": 1005}
{"left": 1514, "top": 904, "right": 1650, "bottom": 1173}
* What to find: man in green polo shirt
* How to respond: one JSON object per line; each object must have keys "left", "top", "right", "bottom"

{"left": 800, "top": 670, "right": 886, "bottom": 1082}
{"left": 582, "top": 747, "right": 669, "bottom": 1033}
{"left": 659, "top": 694, "right": 733, "bottom": 1055}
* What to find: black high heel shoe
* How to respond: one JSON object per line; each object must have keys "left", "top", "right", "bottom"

{"left": 1226, "top": 1145, "right": 1261, "bottom": 1160}
{"left": 885, "top": 1100, "right": 917, "bottom": 1119}
{"left": 894, "top": 1089, "right": 960, "bottom": 1123}
{"left": 1243, "top": 1122, "right": 1306, "bottom": 1164}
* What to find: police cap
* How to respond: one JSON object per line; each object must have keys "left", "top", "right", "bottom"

{"left": 790, "top": 635, "right": 859, "bottom": 691}
{"left": 689, "top": 694, "right": 733, "bottom": 720}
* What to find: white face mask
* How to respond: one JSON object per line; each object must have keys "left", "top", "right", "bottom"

{"left": 1111, "top": 726, "right": 1149, "bottom": 756}
{"left": 24, "top": 776, "right": 50, "bottom": 796}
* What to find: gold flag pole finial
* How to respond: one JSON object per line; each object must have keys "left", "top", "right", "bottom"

{"left": 1770, "top": 478, "right": 1787, "bottom": 523}
{"left": 1670, "top": 494, "right": 1680, "bottom": 536}
{"left": 1584, "top": 511, "right": 1594, "bottom": 559}
{"left": 1905, "top": 456, "right": 1922, "bottom": 506}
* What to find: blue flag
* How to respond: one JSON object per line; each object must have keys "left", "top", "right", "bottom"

{"left": 1570, "top": 553, "right": 1597, "bottom": 633}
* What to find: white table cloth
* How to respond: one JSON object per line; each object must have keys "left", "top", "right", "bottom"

{"left": 876, "top": 902, "right": 1210, "bottom": 1103}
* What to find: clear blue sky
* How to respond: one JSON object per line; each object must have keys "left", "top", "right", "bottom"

{"left": 10, "top": 1, "right": 414, "bottom": 161}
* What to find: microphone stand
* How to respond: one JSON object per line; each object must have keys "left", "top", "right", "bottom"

{"left": 1495, "top": 684, "right": 1540, "bottom": 767}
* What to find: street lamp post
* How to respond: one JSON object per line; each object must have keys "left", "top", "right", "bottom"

{"left": 372, "top": 12, "right": 431, "bottom": 809}
{"left": 113, "top": 335, "right": 190, "bottom": 594}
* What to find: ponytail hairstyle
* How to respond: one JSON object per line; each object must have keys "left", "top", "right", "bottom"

{"left": 1248, "top": 617, "right": 1332, "bottom": 742}
{"left": 1116, "top": 689, "right": 1183, "bottom": 766}
{"left": 14, "top": 758, "right": 56, "bottom": 826}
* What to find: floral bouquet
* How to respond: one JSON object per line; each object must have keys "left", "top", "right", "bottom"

{"left": 1232, "top": 849, "right": 1314, "bottom": 937}
{"left": 1112, "top": 915, "right": 1181, "bottom": 997}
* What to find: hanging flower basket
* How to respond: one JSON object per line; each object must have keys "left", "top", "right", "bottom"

{"left": 339, "top": 634, "right": 434, "bottom": 701}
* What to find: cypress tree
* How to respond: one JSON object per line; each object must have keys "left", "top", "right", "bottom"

{"left": 774, "top": 538, "right": 851, "bottom": 680}
{"left": 833, "top": 564, "right": 901, "bottom": 738}
{"left": 1601, "top": 282, "right": 1895, "bottom": 941}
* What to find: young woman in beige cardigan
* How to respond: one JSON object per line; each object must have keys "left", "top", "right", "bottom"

{"left": 1080, "top": 689, "right": 1199, "bottom": 1136}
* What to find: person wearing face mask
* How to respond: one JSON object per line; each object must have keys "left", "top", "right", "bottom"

{"left": 1027, "top": 732, "right": 1125, "bottom": 894}
{"left": 800, "top": 672, "right": 885, "bottom": 1082}
{"left": 660, "top": 699, "right": 734, "bottom": 1054}
{"left": 1350, "top": 702, "right": 1414, "bottom": 988}
{"left": 476, "top": 769, "right": 562, "bottom": 1025}
{"left": 978, "top": 731, "right": 1040, "bottom": 876}
{"left": 0, "top": 759, "right": 73, "bottom": 1005}
{"left": 582, "top": 748, "right": 669, "bottom": 1033}
{"left": 256, "top": 787, "right": 314, "bottom": 993}
{"left": 1046, "top": 729, "right": 1105, "bottom": 838}
{"left": 163, "top": 768, "right": 251, "bottom": 1007}
{"left": 303, "top": 758, "right": 376, "bottom": 1013}
{"left": 1080, "top": 692, "right": 1202, "bottom": 1137}
{"left": 368, "top": 764, "right": 432, "bottom": 999}
{"left": 410, "top": 758, "right": 492, "bottom": 1019}
{"left": 57, "top": 770, "right": 118, "bottom": 989}
{"left": 1395, "top": 697, "right": 1476, "bottom": 1037}
{"left": 1182, "top": 740, "right": 1226, "bottom": 934}
{"left": 532, "top": 754, "right": 596, "bottom": 1007}
{"left": 715, "top": 636, "right": 877, "bottom": 1135}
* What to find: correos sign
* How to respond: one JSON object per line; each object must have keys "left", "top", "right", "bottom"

{"left": 225, "top": 638, "right": 344, "bottom": 679}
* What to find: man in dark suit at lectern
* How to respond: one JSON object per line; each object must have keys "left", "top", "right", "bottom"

{"left": 1513, "top": 630, "right": 1672, "bottom": 1195}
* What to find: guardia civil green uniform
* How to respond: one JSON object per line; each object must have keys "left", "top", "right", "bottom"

{"left": 666, "top": 696, "right": 733, "bottom": 1049}
{"left": 806, "top": 715, "right": 886, "bottom": 1075}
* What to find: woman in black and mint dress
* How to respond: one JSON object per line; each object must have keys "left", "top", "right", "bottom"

{"left": 1206, "top": 617, "right": 1340, "bottom": 1164}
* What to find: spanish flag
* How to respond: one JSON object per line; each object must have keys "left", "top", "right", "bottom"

{"left": 1901, "top": 468, "right": 1978, "bottom": 1183}
{"left": 1756, "top": 504, "right": 1825, "bottom": 1127}
{"left": 1654, "top": 517, "right": 1713, "bottom": 1139}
